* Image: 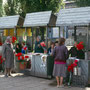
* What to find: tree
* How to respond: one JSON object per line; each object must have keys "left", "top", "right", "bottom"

{"left": 75, "top": 0, "right": 90, "bottom": 7}
{"left": 3, "top": 0, "right": 64, "bottom": 17}
{"left": 3, "top": 0, "right": 64, "bottom": 40}
{"left": 0, "top": 0, "right": 2, "bottom": 16}
{"left": 3, "top": 0, "right": 18, "bottom": 16}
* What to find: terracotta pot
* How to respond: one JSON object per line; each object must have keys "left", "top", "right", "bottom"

{"left": 19, "top": 62, "right": 26, "bottom": 70}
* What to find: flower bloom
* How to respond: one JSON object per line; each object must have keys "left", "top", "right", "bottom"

{"left": 76, "top": 42, "right": 84, "bottom": 50}
{"left": 25, "top": 56, "right": 29, "bottom": 58}
{"left": 40, "top": 42, "right": 46, "bottom": 47}
{"left": 24, "top": 47, "right": 27, "bottom": 50}
{"left": 18, "top": 56, "right": 24, "bottom": 60}
{"left": 16, "top": 53, "right": 22, "bottom": 57}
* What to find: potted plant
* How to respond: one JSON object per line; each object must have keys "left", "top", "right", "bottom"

{"left": 15, "top": 53, "right": 27, "bottom": 70}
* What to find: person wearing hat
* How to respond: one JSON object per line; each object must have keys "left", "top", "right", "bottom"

{"left": 2, "top": 36, "right": 14, "bottom": 77}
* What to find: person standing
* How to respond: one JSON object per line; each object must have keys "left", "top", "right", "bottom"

{"left": 15, "top": 43, "right": 22, "bottom": 53}
{"left": 52, "top": 38, "right": 69, "bottom": 88}
{"left": 35, "top": 36, "right": 44, "bottom": 53}
{"left": 69, "top": 42, "right": 78, "bottom": 57}
{"left": 47, "top": 42, "right": 55, "bottom": 55}
{"left": 2, "top": 36, "right": 14, "bottom": 77}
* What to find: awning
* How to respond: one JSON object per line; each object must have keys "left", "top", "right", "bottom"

{"left": 0, "top": 15, "right": 24, "bottom": 29}
{"left": 56, "top": 7, "right": 90, "bottom": 26}
{"left": 24, "top": 11, "right": 56, "bottom": 27}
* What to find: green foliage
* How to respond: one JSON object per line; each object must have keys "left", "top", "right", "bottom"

{"left": 0, "top": 0, "right": 2, "bottom": 16}
{"left": 3, "top": 0, "right": 18, "bottom": 15}
{"left": 3, "top": 0, "right": 64, "bottom": 17}
{"left": 75, "top": 0, "right": 90, "bottom": 7}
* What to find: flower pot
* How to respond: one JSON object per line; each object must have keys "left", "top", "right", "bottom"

{"left": 19, "top": 62, "right": 26, "bottom": 70}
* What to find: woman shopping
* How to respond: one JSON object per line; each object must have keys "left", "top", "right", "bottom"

{"left": 52, "top": 38, "right": 69, "bottom": 88}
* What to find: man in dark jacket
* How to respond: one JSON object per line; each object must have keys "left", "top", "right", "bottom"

{"left": 69, "top": 42, "right": 78, "bottom": 57}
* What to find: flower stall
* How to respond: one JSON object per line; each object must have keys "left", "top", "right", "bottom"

{"left": 0, "top": 15, "right": 24, "bottom": 72}
{"left": 56, "top": 7, "right": 90, "bottom": 86}
{"left": 21, "top": 11, "right": 57, "bottom": 78}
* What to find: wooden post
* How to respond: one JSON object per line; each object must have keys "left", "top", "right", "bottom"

{"left": 74, "top": 26, "right": 77, "bottom": 41}
{"left": 46, "top": 27, "right": 48, "bottom": 49}
{"left": 59, "top": 26, "right": 60, "bottom": 38}
{"left": 14, "top": 27, "right": 17, "bottom": 37}
{"left": 87, "top": 24, "right": 90, "bottom": 51}
{"left": 31, "top": 27, "right": 34, "bottom": 51}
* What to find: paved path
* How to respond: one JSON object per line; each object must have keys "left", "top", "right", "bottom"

{"left": 0, "top": 73, "right": 88, "bottom": 90}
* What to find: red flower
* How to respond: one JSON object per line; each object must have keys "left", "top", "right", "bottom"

{"left": 25, "top": 56, "right": 29, "bottom": 58}
{"left": 16, "top": 53, "right": 22, "bottom": 57}
{"left": 18, "top": 57, "right": 21, "bottom": 60}
{"left": 12, "top": 37, "right": 17, "bottom": 43}
{"left": 14, "top": 37, "right": 17, "bottom": 41}
{"left": 76, "top": 42, "right": 84, "bottom": 50}
{"left": 40, "top": 42, "right": 46, "bottom": 47}
{"left": 73, "top": 63, "right": 77, "bottom": 67}
{"left": 18, "top": 56, "right": 24, "bottom": 60}
{"left": 22, "top": 56, "right": 24, "bottom": 60}
{"left": 67, "top": 66, "right": 72, "bottom": 72}
{"left": 74, "top": 60, "right": 78, "bottom": 63}
{"left": 24, "top": 47, "right": 27, "bottom": 50}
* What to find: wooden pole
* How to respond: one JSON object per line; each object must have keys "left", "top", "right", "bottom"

{"left": 31, "top": 27, "right": 34, "bottom": 51}
{"left": 46, "top": 27, "right": 48, "bottom": 49}
{"left": 14, "top": 27, "right": 17, "bottom": 37}
{"left": 59, "top": 26, "right": 60, "bottom": 38}
{"left": 87, "top": 24, "right": 90, "bottom": 51}
{"left": 74, "top": 26, "right": 77, "bottom": 41}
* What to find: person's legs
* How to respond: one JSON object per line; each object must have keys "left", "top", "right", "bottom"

{"left": 8, "top": 68, "right": 11, "bottom": 76}
{"left": 60, "top": 76, "right": 63, "bottom": 86}
{"left": 5, "top": 68, "right": 8, "bottom": 77}
{"left": 56, "top": 76, "right": 60, "bottom": 86}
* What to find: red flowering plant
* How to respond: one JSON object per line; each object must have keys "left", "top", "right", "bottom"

{"left": 40, "top": 42, "right": 47, "bottom": 53}
{"left": 12, "top": 36, "right": 17, "bottom": 44}
{"left": 23, "top": 46, "right": 27, "bottom": 50}
{"left": 15, "top": 53, "right": 29, "bottom": 64}
{"left": 76, "top": 41, "right": 84, "bottom": 50}
{"left": 12, "top": 36, "right": 18, "bottom": 51}
{"left": 67, "top": 59, "right": 79, "bottom": 85}
{"left": 40, "top": 42, "right": 46, "bottom": 47}
{"left": 67, "top": 59, "right": 79, "bottom": 72}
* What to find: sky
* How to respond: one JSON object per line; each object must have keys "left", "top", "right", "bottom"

{"left": 3, "top": 0, "right": 7, "bottom": 4}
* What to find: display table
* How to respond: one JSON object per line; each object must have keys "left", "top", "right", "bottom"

{"left": 23, "top": 53, "right": 54, "bottom": 79}
{"left": 19, "top": 54, "right": 90, "bottom": 86}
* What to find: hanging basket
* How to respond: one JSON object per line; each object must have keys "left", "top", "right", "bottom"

{"left": 19, "top": 62, "right": 27, "bottom": 70}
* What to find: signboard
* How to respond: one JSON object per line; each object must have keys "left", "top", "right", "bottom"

{"left": 52, "top": 27, "right": 59, "bottom": 38}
